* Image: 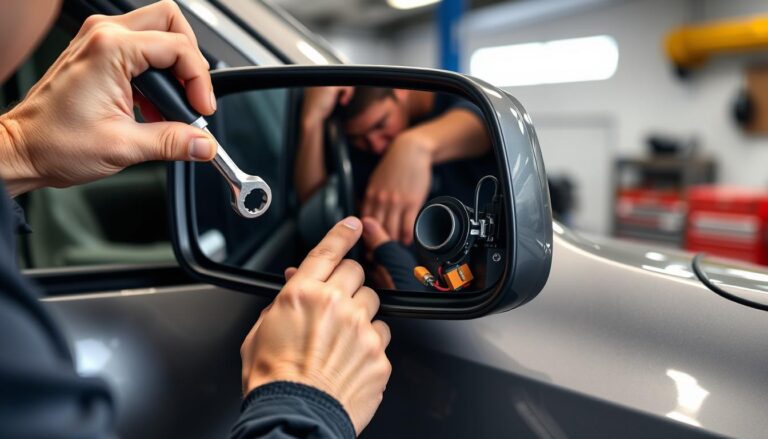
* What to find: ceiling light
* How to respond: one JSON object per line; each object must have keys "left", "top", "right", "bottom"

{"left": 470, "top": 35, "right": 619, "bottom": 87}
{"left": 387, "top": 0, "right": 441, "bottom": 11}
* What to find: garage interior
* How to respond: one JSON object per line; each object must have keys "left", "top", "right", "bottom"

{"left": 4, "top": 1, "right": 768, "bottom": 437}
{"left": 274, "top": 0, "right": 768, "bottom": 266}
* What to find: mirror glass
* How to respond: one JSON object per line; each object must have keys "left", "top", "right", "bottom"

{"left": 192, "top": 86, "right": 505, "bottom": 294}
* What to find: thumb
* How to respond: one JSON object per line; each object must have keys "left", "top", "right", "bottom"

{"left": 284, "top": 267, "right": 298, "bottom": 281}
{"left": 362, "top": 217, "right": 391, "bottom": 251}
{"left": 131, "top": 121, "right": 217, "bottom": 163}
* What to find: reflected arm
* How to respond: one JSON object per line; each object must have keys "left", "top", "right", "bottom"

{"left": 405, "top": 108, "right": 491, "bottom": 164}
{"left": 295, "top": 116, "right": 328, "bottom": 203}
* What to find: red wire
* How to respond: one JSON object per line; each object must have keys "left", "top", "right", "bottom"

{"left": 432, "top": 266, "right": 451, "bottom": 292}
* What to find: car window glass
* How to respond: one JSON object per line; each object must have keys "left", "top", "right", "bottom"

{"left": 194, "top": 89, "right": 292, "bottom": 269}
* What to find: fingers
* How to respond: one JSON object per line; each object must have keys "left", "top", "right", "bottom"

{"left": 126, "top": 119, "right": 216, "bottom": 162}
{"left": 327, "top": 259, "right": 365, "bottom": 296}
{"left": 114, "top": 0, "right": 202, "bottom": 51}
{"left": 361, "top": 198, "right": 373, "bottom": 219}
{"left": 361, "top": 217, "right": 391, "bottom": 251}
{"left": 339, "top": 86, "right": 355, "bottom": 106}
{"left": 362, "top": 196, "right": 415, "bottom": 245}
{"left": 384, "top": 205, "right": 402, "bottom": 244}
{"left": 284, "top": 267, "right": 298, "bottom": 281}
{"left": 371, "top": 320, "right": 391, "bottom": 349}
{"left": 352, "top": 286, "right": 380, "bottom": 321}
{"left": 78, "top": 16, "right": 213, "bottom": 117}
{"left": 294, "top": 217, "right": 363, "bottom": 282}
{"left": 401, "top": 207, "right": 418, "bottom": 246}
{"left": 124, "top": 30, "right": 214, "bottom": 115}
{"left": 371, "top": 202, "right": 387, "bottom": 232}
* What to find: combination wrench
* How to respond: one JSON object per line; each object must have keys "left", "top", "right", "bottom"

{"left": 133, "top": 69, "right": 271, "bottom": 218}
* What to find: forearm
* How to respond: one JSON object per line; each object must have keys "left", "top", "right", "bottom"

{"left": 409, "top": 109, "right": 491, "bottom": 165}
{"left": 295, "top": 119, "right": 327, "bottom": 203}
{"left": 0, "top": 112, "right": 41, "bottom": 197}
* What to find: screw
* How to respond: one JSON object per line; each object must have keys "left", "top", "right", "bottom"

{"left": 492, "top": 252, "right": 501, "bottom": 262}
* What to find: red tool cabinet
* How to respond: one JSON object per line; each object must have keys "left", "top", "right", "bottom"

{"left": 615, "top": 189, "right": 687, "bottom": 246}
{"left": 685, "top": 186, "right": 768, "bottom": 265}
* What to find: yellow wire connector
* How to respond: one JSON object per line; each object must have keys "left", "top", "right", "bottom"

{"left": 413, "top": 266, "right": 450, "bottom": 292}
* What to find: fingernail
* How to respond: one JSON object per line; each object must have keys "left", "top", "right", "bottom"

{"left": 189, "top": 137, "right": 215, "bottom": 160}
{"left": 342, "top": 216, "right": 360, "bottom": 230}
{"left": 210, "top": 90, "right": 217, "bottom": 112}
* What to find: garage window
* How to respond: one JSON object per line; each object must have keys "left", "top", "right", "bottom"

{"left": 469, "top": 35, "right": 619, "bottom": 87}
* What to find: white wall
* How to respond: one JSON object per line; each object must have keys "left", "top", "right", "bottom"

{"left": 322, "top": 28, "right": 396, "bottom": 65}
{"left": 320, "top": 22, "right": 438, "bottom": 68}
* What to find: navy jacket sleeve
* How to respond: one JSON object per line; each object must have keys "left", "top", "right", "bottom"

{"left": 372, "top": 242, "right": 427, "bottom": 291}
{"left": 0, "top": 181, "right": 354, "bottom": 438}
{"left": 0, "top": 184, "right": 114, "bottom": 438}
{"left": 231, "top": 381, "right": 356, "bottom": 439}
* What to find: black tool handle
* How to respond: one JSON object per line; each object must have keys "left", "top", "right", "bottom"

{"left": 132, "top": 69, "right": 201, "bottom": 124}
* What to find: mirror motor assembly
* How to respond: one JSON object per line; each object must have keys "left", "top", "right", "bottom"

{"left": 413, "top": 176, "right": 503, "bottom": 292}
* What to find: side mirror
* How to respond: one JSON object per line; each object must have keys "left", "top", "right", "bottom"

{"left": 170, "top": 65, "right": 552, "bottom": 318}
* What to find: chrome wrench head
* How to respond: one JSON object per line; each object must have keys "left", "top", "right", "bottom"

{"left": 201, "top": 125, "right": 273, "bottom": 219}
{"left": 230, "top": 175, "right": 272, "bottom": 219}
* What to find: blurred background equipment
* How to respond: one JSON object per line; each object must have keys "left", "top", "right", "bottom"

{"left": 548, "top": 176, "right": 576, "bottom": 225}
{"left": 685, "top": 186, "right": 768, "bottom": 265}
{"left": 613, "top": 135, "right": 715, "bottom": 247}
{"left": 665, "top": 14, "right": 768, "bottom": 72}
{"left": 732, "top": 64, "right": 768, "bottom": 134}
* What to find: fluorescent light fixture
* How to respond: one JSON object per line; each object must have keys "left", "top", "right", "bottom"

{"left": 388, "top": 0, "right": 441, "bottom": 10}
{"left": 470, "top": 35, "right": 619, "bottom": 87}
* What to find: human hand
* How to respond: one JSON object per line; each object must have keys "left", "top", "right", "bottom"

{"left": 301, "top": 86, "right": 354, "bottom": 127}
{"left": 240, "top": 217, "right": 391, "bottom": 435}
{"left": 361, "top": 132, "right": 432, "bottom": 245}
{"left": 362, "top": 217, "right": 396, "bottom": 289}
{"left": 362, "top": 216, "right": 392, "bottom": 252}
{"left": 0, "top": 1, "right": 216, "bottom": 197}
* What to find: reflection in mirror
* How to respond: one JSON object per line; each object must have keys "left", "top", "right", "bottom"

{"left": 193, "top": 86, "right": 503, "bottom": 294}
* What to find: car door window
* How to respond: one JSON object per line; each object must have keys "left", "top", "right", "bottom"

{"left": 194, "top": 88, "right": 296, "bottom": 271}
{"left": 3, "top": 24, "right": 176, "bottom": 270}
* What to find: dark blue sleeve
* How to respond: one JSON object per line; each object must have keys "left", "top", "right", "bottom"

{"left": 0, "top": 184, "right": 114, "bottom": 439}
{"left": 446, "top": 97, "right": 484, "bottom": 121}
{"left": 231, "top": 381, "right": 355, "bottom": 439}
{"left": 427, "top": 92, "right": 485, "bottom": 123}
{"left": 373, "top": 241, "right": 427, "bottom": 291}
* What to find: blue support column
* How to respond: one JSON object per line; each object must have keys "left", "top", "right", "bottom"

{"left": 438, "top": 0, "right": 466, "bottom": 72}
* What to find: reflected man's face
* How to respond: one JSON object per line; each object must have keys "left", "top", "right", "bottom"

{"left": 344, "top": 96, "right": 409, "bottom": 155}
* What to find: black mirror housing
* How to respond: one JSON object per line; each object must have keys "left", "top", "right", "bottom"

{"left": 170, "top": 65, "right": 552, "bottom": 318}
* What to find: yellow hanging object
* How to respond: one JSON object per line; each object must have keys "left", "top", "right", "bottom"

{"left": 666, "top": 15, "right": 768, "bottom": 69}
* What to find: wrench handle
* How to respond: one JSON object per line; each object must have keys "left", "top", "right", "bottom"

{"left": 208, "top": 131, "right": 247, "bottom": 185}
{"left": 132, "top": 69, "right": 201, "bottom": 124}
